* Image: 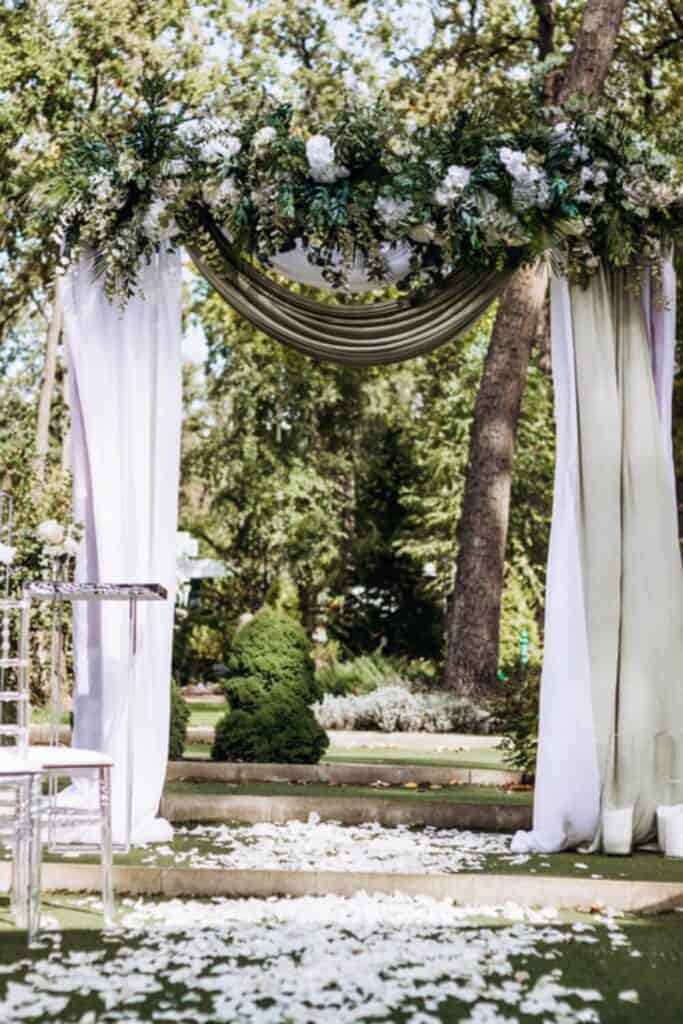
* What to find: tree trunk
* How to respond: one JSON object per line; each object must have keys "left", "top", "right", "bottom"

{"left": 444, "top": 266, "right": 548, "bottom": 700}
{"left": 36, "top": 279, "right": 63, "bottom": 482}
{"left": 444, "top": 0, "right": 627, "bottom": 697}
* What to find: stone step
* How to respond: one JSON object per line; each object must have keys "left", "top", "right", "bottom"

{"left": 3, "top": 862, "right": 680, "bottom": 914}
{"left": 166, "top": 760, "right": 521, "bottom": 787}
{"left": 160, "top": 791, "right": 532, "bottom": 832}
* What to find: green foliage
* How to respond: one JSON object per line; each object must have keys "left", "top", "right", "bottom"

{"left": 317, "top": 651, "right": 400, "bottom": 696}
{"left": 225, "top": 606, "right": 320, "bottom": 705}
{"left": 211, "top": 686, "right": 329, "bottom": 764}
{"left": 223, "top": 675, "right": 268, "bottom": 712}
{"left": 490, "top": 666, "right": 541, "bottom": 780}
{"left": 317, "top": 650, "right": 440, "bottom": 697}
{"left": 51, "top": 86, "right": 683, "bottom": 298}
{"left": 168, "top": 682, "right": 191, "bottom": 761}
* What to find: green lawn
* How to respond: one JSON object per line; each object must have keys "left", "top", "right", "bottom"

{"left": 164, "top": 779, "right": 534, "bottom": 805}
{"left": 186, "top": 700, "right": 226, "bottom": 727}
{"left": 324, "top": 746, "right": 506, "bottom": 770}
{"left": 0, "top": 898, "right": 682, "bottom": 1023}
{"left": 182, "top": 740, "right": 508, "bottom": 771}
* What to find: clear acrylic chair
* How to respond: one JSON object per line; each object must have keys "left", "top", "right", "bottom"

{"left": 0, "top": 491, "right": 43, "bottom": 941}
{"left": 27, "top": 582, "right": 114, "bottom": 926}
{"left": 0, "top": 756, "right": 42, "bottom": 943}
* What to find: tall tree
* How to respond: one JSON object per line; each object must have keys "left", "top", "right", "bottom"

{"left": 444, "top": 0, "right": 627, "bottom": 699}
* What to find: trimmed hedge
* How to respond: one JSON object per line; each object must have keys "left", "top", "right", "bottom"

{"left": 169, "top": 681, "right": 191, "bottom": 761}
{"left": 212, "top": 687, "right": 329, "bottom": 765}
{"left": 224, "top": 606, "right": 320, "bottom": 705}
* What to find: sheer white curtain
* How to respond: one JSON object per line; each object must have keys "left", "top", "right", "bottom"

{"left": 513, "top": 257, "right": 679, "bottom": 853}
{"left": 63, "top": 249, "right": 183, "bottom": 844}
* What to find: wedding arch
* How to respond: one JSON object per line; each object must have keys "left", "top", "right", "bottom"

{"left": 50, "top": 88, "right": 683, "bottom": 852}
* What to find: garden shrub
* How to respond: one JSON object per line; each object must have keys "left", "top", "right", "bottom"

{"left": 315, "top": 685, "right": 491, "bottom": 734}
{"left": 224, "top": 674, "right": 268, "bottom": 711}
{"left": 225, "top": 606, "right": 320, "bottom": 704}
{"left": 489, "top": 666, "right": 540, "bottom": 780}
{"left": 169, "top": 681, "right": 191, "bottom": 761}
{"left": 212, "top": 686, "right": 329, "bottom": 764}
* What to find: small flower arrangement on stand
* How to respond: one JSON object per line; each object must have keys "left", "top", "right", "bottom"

{"left": 35, "top": 519, "right": 82, "bottom": 584}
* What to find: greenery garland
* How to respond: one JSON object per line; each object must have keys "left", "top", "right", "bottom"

{"left": 38, "top": 78, "right": 683, "bottom": 301}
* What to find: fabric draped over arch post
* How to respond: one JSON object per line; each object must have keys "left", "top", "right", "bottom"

{"left": 62, "top": 249, "right": 182, "bottom": 844}
{"left": 62, "top": 232, "right": 682, "bottom": 852}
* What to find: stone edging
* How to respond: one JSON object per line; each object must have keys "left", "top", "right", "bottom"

{"left": 166, "top": 760, "right": 521, "bottom": 787}
{"left": 2, "top": 863, "right": 680, "bottom": 914}
{"left": 160, "top": 792, "right": 531, "bottom": 832}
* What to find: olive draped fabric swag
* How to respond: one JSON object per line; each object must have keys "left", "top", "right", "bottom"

{"left": 64, "top": 241, "right": 681, "bottom": 851}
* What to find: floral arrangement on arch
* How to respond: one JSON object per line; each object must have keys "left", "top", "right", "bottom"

{"left": 37, "top": 77, "right": 683, "bottom": 300}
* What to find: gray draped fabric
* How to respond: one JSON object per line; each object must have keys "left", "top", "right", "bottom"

{"left": 187, "top": 226, "right": 510, "bottom": 366}
{"left": 571, "top": 265, "right": 683, "bottom": 847}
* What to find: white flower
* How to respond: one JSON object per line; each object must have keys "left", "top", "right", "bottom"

{"left": 252, "top": 126, "right": 277, "bottom": 151}
{"left": 594, "top": 169, "right": 608, "bottom": 187}
{"left": 434, "top": 165, "right": 471, "bottom": 207}
{"left": 202, "top": 178, "right": 240, "bottom": 211}
{"left": 89, "top": 172, "right": 114, "bottom": 204}
{"left": 375, "top": 196, "right": 413, "bottom": 228}
{"left": 306, "top": 133, "right": 335, "bottom": 167}
{"left": 167, "top": 158, "right": 189, "bottom": 178}
{"left": 498, "top": 146, "right": 530, "bottom": 180}
{"left": 0, "top": 543, "right": 15, "bottom": 566}
{"left": 200, "top": 135, "right": 241, "bottom": 163}
{"left": 142, "top": 199, "right": 175, "bottom": 239}
{"left": 37, "top": 520, "right": 64, "bottom": 546}
{"left": 306, "top": 134, "right": 349, "bottom": 184}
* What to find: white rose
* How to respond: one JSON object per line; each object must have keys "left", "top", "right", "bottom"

{"left": 434, "top": 165, "right": 471, "bottom": 207}
{"left": 252, "top": 126, "right": 277, "bottom": 151}
{"left": 0, "top": 543, "right": 15, "bottom": 566}
{"left": 167, "top": 158, "right": 189, "bottom": 178}
{"left": 200, "top": 134, "right": 241, "bottom": 163}
{"left": 443, "top": 165, "right": 471, "bottom": 190}
{"left": 498, "top": 147, "right": 529, "bottom": 181}
{"left": 375, "top": 196, "right": 413, "bottom": 228}
{"left": 306, "top": 134, "right": 335, "bottom": 168}
{"left": 200, "top": 139, "right": 224, "bottom": 163}
{"left": 37, "top": 520, "right": 64, "bottom": 546}
{"left": 306, "top": 134, "right": 349, "bottom": 184}
{"left": 142, "top": 199, "right": 176, "bottom": 240}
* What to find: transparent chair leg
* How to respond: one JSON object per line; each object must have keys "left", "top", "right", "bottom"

{"left": 12, "top": 783, "right": 28, "bottom": 928}
{"left": 27, "top": 776, "right": 41, "bottom": 945}
{"left": 99, "top": 766, "right": 114, "bottom": 926}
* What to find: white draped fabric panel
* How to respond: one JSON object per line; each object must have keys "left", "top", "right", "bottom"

{"left": 514, "top": 257, "right": 679, "bottom": 853}
{"left": 63, "top": 249, "right": 183, "bottom": 844}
